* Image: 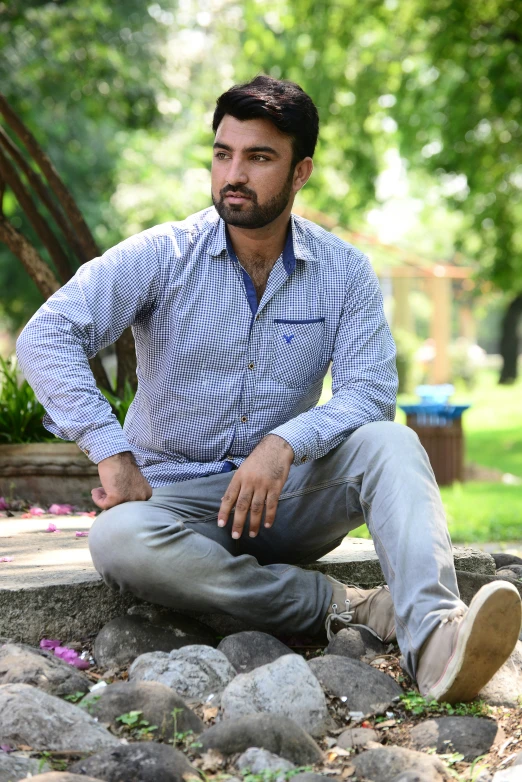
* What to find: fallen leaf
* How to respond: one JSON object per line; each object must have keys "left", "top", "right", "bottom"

{"left": 40, "top": 639, "right": 61, "bottom": 650}
{"left": 376, "top": 719, "right": 396, "bottom": 728}
{"left": 49, "top": 503, "right": 74, "bottom": 515}
{"left": 200, "top": 749, "right": 225, "bottom": 771}
{"left": 341, "top": 765, "right": 355, "bottom": 778}
{"left": 202, "top": 706, "right": 219, "bottom": 720}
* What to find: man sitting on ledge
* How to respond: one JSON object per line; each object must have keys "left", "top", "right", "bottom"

{"left": 17, "top": 75, "right": 521, "bottom": 704}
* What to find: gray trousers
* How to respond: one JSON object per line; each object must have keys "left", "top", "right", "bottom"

{"left": 89, "top": 422, "right": 464, "bottom": 676}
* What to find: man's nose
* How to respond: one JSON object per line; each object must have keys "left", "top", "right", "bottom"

{"left": 226, "top": 160, "right": 248, "bottom": 186}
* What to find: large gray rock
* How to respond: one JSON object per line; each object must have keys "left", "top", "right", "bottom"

{"left": 292, "top": 775, "right": 330, "bottom": 782}
{"left": 221, "top": 654, "right": 328, "bottom": 736}
{"left": 410, "top": 717, "right": 498, "bottom": 761}
{"left": 492, "top": 769, "right": 522, "bottom": 782}
{"left": 0, "top": 752, "right": 50, "bottom": 781}
{"left": 69, "top": 742, "right": 196, "bottom": 782}
{"left": 353, "top": 746, "right": 448, "bottom": 782}
{"left": 217, "top": 631, "right": 294, "bottom": 673}
{"left": 19, "top": 775, "right": 103, "bottom": 782}
{"left": 479, "top": 641, "right": 522, "bottom": 707}
{"left": 236, "top": 747, "right": 295, "bottom": 776}
{"left": 80, "top": 681, "right": 203, "bottom": 740}
{"left": 337, "top": 727, "right": 379, "bottom": 749}
{"left": 325, "top": 627, "right": 385, "bottom": 662}
{"left": 308, "top": 655, "right": 402, "bottom": 715}
{"left": 456, "top": 571, "right": 522, "bottom": 605}
{"left": 491, "top": 553, "right": 522, "bottom": 569}
{"left": 94, "top": 613, "right": 216, "bottom": 669}
{"left": 0, "top": 683, "right": 119, "bottom": 752}
{"left": 497, "top": 567, "right": 522, "bottom": 581}
{"left": 128, "top": 644, "right": 236, "bottom": 701}
{"left": 0, "top": 643, "right": 90, "bottom": 697}
{"left": 198, "top": 713, "right": 323, "bottom": 765}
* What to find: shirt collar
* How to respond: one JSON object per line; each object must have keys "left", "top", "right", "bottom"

{"left": 209, "top": 212, "right": 312, "bottom": 276}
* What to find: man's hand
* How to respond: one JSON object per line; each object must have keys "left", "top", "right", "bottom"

{"left": 92, "top": 451, "right": 153, "bottom": 510}
{"left": 218, "top": 434, "right": 294, "bottom": 539}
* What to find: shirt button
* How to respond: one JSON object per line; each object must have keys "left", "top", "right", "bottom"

{"left": 83, "top": 448, "right": 90, "bottom": 456}
{"left": 240, "top": 415, "right": 248, "bottom": 423}
{"left": 248, "top": 362, "right": 255, "bottom": 370}
{"left": 301, "top": 455, "right": 308, "bottom": 463}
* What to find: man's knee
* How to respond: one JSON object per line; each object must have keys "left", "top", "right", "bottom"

{"left": 348, "top": 420, "right": 420, "bottom": 455}
{"left": 89, "top": 501, "right": 145, "bottom": 578}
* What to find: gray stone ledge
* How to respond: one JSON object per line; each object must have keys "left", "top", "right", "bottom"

{"left": 0, "top": 524, "right": 496, "bottom": 644}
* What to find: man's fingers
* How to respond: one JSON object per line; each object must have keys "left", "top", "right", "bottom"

{"left": 91, "top": 487, "right": 113, "bottom": 510}
{"left": 264, "top": 491, "right": 280, "bottom": 529}
{"left": 218, "top": 478, "right": 240, "bottom": 527}
{"left": 231, "top": 489, "right": 254, "bottom": 539}
{"left": 248, "top": 491, "right": 267, "bottom": 538}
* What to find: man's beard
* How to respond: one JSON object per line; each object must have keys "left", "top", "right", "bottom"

{"left": 212, "top": 169, "right": 294, "bottom": 229}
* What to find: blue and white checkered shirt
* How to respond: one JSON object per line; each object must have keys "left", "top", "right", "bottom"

{"left": 16, "top": 207, "right": 397, "bottom": 486}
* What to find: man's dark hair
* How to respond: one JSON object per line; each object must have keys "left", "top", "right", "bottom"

{"left": 212, "top": 75, "right": 319, "bottom": 166}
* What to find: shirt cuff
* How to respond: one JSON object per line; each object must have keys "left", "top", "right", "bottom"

{"left": 269, "top": 419, "right": 319, "bottom": 466}
{"left": 76, "top": 427, "right": 133, "bottom": 464}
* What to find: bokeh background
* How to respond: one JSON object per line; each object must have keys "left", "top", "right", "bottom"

{"left": 0, "top": 0, "right": 521, "bottom": 544}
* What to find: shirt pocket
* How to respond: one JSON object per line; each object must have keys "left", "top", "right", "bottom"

{"left": 271, "top": 317, "right": 326, "bottom": 389}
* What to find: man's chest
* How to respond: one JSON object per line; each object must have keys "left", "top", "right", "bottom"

{"left": 134, "top": 257, "right": 337, "bottom": 392}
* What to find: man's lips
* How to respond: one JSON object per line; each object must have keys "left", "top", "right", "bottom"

{"left": 223, "top": 192, "right": 251, "bottom": 201}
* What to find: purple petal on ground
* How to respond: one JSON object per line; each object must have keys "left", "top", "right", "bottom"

{"left": 45, "top": 523, "right": 61, "bottom": 533}
{"left": 0, "top": 557, "right": 13, "bottom": 563}
{"left": 75, "top": 531, "right": 89, "bottom": 537}
{"left": 29, "top": 506, "right": 45, "bottom": 516}
{"left": 72, "top": 657, "right": 90, "bottom": 669}
{"left": 40, "top": 638, "right": 61, "bottom": 650}
{"left": 0, "top": 497, "right": 8, "bottom": 510}
{"left": 54, "top": 646, "right": 79, "bottom": 663}
{"left": 49, "top": 503, "right": 74, "bottom": 515}
{"left": 0, "top": 744, "right": 14, "bottom": 752}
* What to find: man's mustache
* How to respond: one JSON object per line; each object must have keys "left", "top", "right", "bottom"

{"left": 220, "top": 185, "right": 257, "bottom": 201}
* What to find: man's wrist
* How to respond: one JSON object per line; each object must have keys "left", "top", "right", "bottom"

{"left": 98, "top": 450, "right": 136, "bottom": 467}
{"left": 262, "top": 434, "right": 295, "bottom": 463}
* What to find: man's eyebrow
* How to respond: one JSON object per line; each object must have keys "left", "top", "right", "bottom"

{"left": 213, "top": 142, "right": 280, "bottom": 156}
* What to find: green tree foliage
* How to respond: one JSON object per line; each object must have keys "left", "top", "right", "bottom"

{"left": 1, "top": 0, "right": 520, "bottom": 378}
{"left": 0, "top": 0, "right": 171, "bottom": 327}
{"left": 391, "top": 0, "right": 522, "bottom": 293}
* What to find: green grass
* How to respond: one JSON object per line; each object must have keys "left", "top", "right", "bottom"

{"left": 322, "top": 369, "right": 522, "bottom": 544}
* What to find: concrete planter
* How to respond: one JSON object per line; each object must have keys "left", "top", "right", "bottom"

{"left": 0, "top": 442, "right": 97, "bottom": 507}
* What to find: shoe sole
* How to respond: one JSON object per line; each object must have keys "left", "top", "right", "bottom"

{"left": 425, "top": 580, "right": 522, "bottom": 704}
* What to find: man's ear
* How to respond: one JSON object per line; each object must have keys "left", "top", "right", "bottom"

{"left": 293, "top": 157, "right": 314, "bottom": 193}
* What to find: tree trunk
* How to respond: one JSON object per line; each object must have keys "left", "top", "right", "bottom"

{"left": 0, "top": 95, "right": 137, "bottom": 394}
{"left": 499, "top": 293, "right": 522, "bottom": 384}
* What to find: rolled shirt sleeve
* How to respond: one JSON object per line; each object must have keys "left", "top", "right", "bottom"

{"left": 16, "top": 231, "right": 160, "bottom": 464}
{"left": 270, "top": 255, "right": 398, "bottom": 465}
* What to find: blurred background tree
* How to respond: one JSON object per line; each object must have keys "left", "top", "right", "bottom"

{"left": 0, "top": 0, "right": 520, "bottom": 385}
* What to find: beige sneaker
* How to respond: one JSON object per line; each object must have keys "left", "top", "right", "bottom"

{"left": 325, "top": 575, "right": 396, "bottom": 643}
{"left": 416, "top": 581, "right": 522, "bottom": 704}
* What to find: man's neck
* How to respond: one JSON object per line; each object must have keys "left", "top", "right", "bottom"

{"left": 226, "top": 209, "right": 291, "bottom": 265}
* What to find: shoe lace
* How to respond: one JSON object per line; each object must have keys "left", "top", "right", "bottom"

{"left": 325, "top": 599, "right": 355, "bottom": 642}
{"left": 440, "top": 606, "right": 466, "bottom": 625}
